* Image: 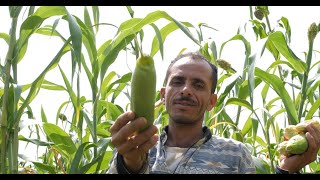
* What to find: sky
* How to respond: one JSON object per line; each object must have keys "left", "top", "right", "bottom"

{"left": 1, "top": 6, "right": 320, "bottom": 159}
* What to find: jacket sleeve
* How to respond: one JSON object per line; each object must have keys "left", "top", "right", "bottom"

{"left": 239, "top": 143, "right": 257, "bottom": 174}
{"left": 107, "top": 150, "right": 150, "bottom": 174}
{"left": 106, "top": 150, "right": 119, "bottom": 174}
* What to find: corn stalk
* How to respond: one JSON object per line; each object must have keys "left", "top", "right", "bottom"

{"left": 298, "top": 23, "right": 318, "bottom": 120}
{"left": 1, "top": 6, "right": 22, "bottom": 174}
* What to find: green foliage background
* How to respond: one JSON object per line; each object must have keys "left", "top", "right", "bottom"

{"left": 0, "top": 6, "right": 320, "bottom": 174}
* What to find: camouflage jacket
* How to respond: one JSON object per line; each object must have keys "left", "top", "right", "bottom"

{"left": 107, "top": 126, "right": 256, "bottom": 174}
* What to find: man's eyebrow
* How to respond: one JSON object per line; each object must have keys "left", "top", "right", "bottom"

{"left": 192, "top": 77, "right": 206, "bottom": 83}
{"left": 171, "top": 75, "right": 185, "bottom": 80}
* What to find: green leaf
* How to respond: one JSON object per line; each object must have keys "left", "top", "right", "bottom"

{"left": 33, "top": 6, "right": 66, "bottom": 18}
{"left": 99, "top": 34, "right": 135, "bottom": 84}
{"left": 278, "top": 16, "right": 291, "bottom": 43}
{"left": 150, "top": 21, "right": 194, "bottom": 57}
{"left": 81, "top": 150, "right": 113, "bottom": 174}
{"left": 248, "top": 38, "right": 267, "bottom": 107}
{"left": 268, "top": 31, "right": 306, "bottom": 74}
{"left": 100, "top": 71, "right": 117, "bottom": 99}
{"left": 16, "top": 6, "right": 67, "bottom": 63}
{"left": 305, "top": 98, "right": 320, "bottom": 120}
{"left": 32, "top": 162, "right": 56, "bottom": 174}
{"left": 9, "top": 6, "right": 22, "bottom": 18}
{"left": 242, "top": 117, "right": 253, "bottom": 137}
{"left": 69, "top": 142, "right": 91, "bottom": 174}
{"left": 215, "top": 73, "right": 240, "bottom": 113}
{"left": 58, "top": 66, "right": 77, "bottom": 108}
{"left": 267, "top": 60, "right": 294, "bottom": 72}
{"left": 150, "top": 23, "right": 163, "bottom": 60}
{"left": 0, "top": 32, "right": 10, "bottom": 45}
{"left": 126, "top": 6, "right": 134, "bottom": 18}
{"left": 35, "top": 26, "right": 60, "bottom": 37}
{"left": 105, "top": 72, "right": 132, "bottom": 95}
{"left": 82, "top": 109, "right": 94, "bottom": 138}
{"left": 251, "top": 20, "right": 268, "bottom": 40}
{"left": 65, "top": 8, "right": 82, "bottom": 64}
{"left": 255, "top": 67, "right": 298, "bottom": 125}
{"left": 108, "top": 10, "right": 200, "bottom": 59}
{"left": 255, "top": 136, "right": 267, "bottom": 147}
{"left": 225, "top": 98, "right": 253, "bottom": 111}
{"left": 96, "top": 122, "right": 112, "bottom": 138}
{"left": 252, "top": 156, "right": 270, "bottom": 174}
{"left": 220, "top": 34, "right": 251, "bottom": 58}
{"left": 84, "top": 6, "right": 94, "bottom": 36}
{"left": 15, "top": 38, "right": 71, "bottom": 124}
{"left": 209, "top": 40, "right": 218, "bottom": 62}
{"left": 18, "top": 135, "right": 54, "bottom": 146}
{"left": 55, "top": 101, "right": 71, "bottom": 125}
{"left": 52, "top": 18, "right": 61, "bottom": 36}
{"left": 43, "top": 123, "right": 77, "bottom": 157}
{"left": 111, "top": 83, "right": 127, "bottom": 103}
{"left": 92, "top": 6, "right": 100, "bottom": 32}
{"left": 98, "top": 100, "right": 122, "bottom": 120}
{"left": 238, "top": 78, "right": 262, "bottom": 99}
{"left": 40, "top": 79, "right": 66, "bottom": 91}
{"left": 41, "top": 106, "right": 48, "bottom": 123}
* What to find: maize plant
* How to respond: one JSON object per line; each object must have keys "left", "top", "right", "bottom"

{"left": 0, "top": 6, "right": 320, "bottom": 174}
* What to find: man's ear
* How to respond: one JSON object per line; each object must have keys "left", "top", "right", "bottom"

{"left": 160, "top": 87, "right": 166, "bottom": 102}
{"left": 207, "top": 94, "right": 217, "bottom": 111}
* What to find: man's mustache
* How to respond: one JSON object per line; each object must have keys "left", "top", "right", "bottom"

{"left": 173, "top": 96, "right": 197, "bottom": 106}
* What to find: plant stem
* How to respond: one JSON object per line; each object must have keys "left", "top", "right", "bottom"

{"left": 253, "top": 110, "right": 275, "bottom": 173}
{"left": 265, "top": 15, "right": 272, "bottom": 33}
{"left": 235, "top": 54, "right": 249, "bottom": 126}
{"left": 249, "top": 6, "right": 253, "bottom": 20}
{"left": 1, "top": 14, "right": 18, "bottom": 174}
{"left": 298, "top": 43, "right": 313, "bottom": 120}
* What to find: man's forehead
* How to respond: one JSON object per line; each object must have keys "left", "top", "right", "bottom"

{"left": 172, "top": 57, "right": 208, "bottom": 69}
{"left": 169, "top": 61, "right": 211, "bottom": 79}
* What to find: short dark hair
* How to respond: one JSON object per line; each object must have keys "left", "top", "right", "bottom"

{"left": 163, "top": 52, "right": 218, "bottom": 94}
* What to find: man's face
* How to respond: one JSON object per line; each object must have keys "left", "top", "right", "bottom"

{"left": 160, "top": 57, "right": 217, "bottom": 125}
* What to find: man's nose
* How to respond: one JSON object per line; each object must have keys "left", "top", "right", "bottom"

{"left": 180, "top": 85, "right": 192, "bottom": 96}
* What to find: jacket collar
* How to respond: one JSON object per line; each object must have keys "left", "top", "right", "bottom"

{"left": 159, "top": 125, "right": 212, "bottom": 147}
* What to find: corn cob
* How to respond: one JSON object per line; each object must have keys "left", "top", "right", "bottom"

{"left": 278, "top": 119, "right": 320, "bottom": 156}
{"left": 130, "top": 54, "right": 156, "bottom": 132}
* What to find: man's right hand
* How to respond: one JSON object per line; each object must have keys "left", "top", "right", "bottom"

{"left": 279, "top": 123, "right": 320, "bottom": 173}
{"left": 109, "top": 111, "right": 158, "bottom": 173}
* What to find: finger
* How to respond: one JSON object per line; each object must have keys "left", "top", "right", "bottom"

{"left": 110, "top": 112, "right": 135, "bottom": 134}
{"left": 117, "top": 125, "right": 157, "bottom": 155}
{"left": 111, "top": 117, "right": 147, "bottom": 147}
{"left": 124, "top": 134, "right": 159, "bottom": 158}
{"left": 306, "top": 124, "right": 320, "bottom": 145}
{"left": 311, "top": 124, "right": 320, "bottom": 144}
{"left": 138, "top": 134, "right": 159, "bottom": 153}
{"left": 304, "top": 132, "right": 318, "bottom": 162}
{"left": 306, "top": 132, "right": 316, "bottom": 150}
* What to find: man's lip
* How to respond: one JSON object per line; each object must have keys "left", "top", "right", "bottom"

{"left": 173, "top": 100, "right": 196, "bottom": 106}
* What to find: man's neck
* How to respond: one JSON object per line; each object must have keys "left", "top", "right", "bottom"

{"left": 165, "top": 124, "right": 204, "bottom": 148}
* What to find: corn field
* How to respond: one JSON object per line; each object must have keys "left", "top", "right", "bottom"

{"left": 0, "top": 6, "right": 320, "bottom": 174}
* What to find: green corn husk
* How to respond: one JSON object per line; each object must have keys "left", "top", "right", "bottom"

{"left": 295, "top": 119, "right": 320, "bottom": 133}
{"left": 279, "top": 119, "right": 320, "bottom": 156}
{"left": 283, "top": 125, "right": 299, "bottom": 140}
{"left": 278, "top": 141, "right": 289, "bottom": 156}
{"left": 285, "top": 134, "right": 308, "bottom": 155}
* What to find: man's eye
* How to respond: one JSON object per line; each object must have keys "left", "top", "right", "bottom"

{"left": 195, "top": 83, "right": 204, "bottom": 89}
{"left": 172, "top": 80, "right": 182, "bottom": 85}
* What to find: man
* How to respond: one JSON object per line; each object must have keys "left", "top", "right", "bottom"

{"left": 107, "top": 52, "right": 320, "bottom": 174}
